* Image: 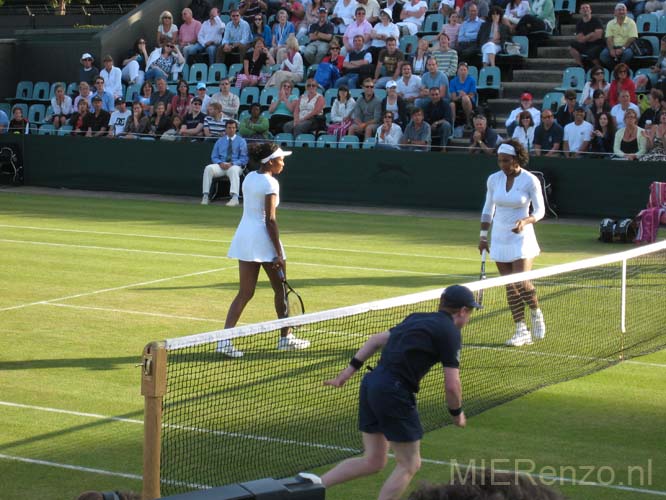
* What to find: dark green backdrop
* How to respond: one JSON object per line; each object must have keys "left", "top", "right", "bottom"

{"left": 5, "top": 135, "right": 665, "bottom": 218}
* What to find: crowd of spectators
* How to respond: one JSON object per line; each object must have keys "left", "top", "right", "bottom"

{"left": 2, "top": 0, "right": 666, "bottom": 160}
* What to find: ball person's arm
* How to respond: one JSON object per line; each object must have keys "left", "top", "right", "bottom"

{"left": 324, "top": 330, "right": 390, "bottom": 388}
{"left": 444, "top": 367, "right": 466, "bottom": 427}
{"left": 265, "top": 193, "right": 285, "bottom": 270}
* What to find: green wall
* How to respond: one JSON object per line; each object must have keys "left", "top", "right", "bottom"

{"left": 6, "top": 135, "right": 666, "bottom": 218}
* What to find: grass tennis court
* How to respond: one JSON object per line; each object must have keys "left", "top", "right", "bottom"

{"left": 1, "top": 189, "right": 665, "bottom": 500}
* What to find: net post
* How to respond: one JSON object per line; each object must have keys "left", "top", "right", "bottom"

{"left": 141, "top": 341, "right": 167, "bottom": 500}
{"left": 620, "top": 258, "right": 627, "bottom": 360}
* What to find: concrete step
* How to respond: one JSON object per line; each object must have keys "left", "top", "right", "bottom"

{"left": 500, "top": 82, "right": 555, "bottom": 99}
{"left": 524, "top": 57, "right": 574, "bottom": 70}
{"left": 512, "top": 69, "right": 564, "bottom": 83}
{"left": 560, "top": 24, "right": 576, "bottom": 36}
{"left": 541, "top": 35, "right": 576, "bottom": 47}
{"left": 537, "top": 45, "right": 572, "bottom": 58}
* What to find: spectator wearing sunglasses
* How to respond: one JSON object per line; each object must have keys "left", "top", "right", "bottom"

{"left": 157, "top": 10, "right": 179, "bottom": 47}
{"left": 78, "top": 52, "right": 99, "bottom": 86}
{"left": 284, "top": 78, "right": 326, "bottom": 136}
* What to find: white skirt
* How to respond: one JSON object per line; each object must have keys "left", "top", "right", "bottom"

{"left": 490, "top": 223, "right": 540, "bottom": 262}
{"left": 228, "top": 219, "right": 286, "bottom": 263}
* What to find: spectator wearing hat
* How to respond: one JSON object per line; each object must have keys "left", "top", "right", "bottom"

{"left": 381, "top": 80, "right": 409, "bottom": 127}
{"left": 78, "top": 53, "right": 99, "bottom": 86}
{"left": 374, "top": 37, "right": 404, "bottom": 89}
{"left": 184, "top": 7, "right": 225, "bottom": 65}
{"left": 195, "top": 82, "right": 212, "bottom": 112}
{"left": 180, "top": 97, "right": 207, "bottom": 138}
{"left": 563, "top": 104, "right": 594, "bottom": 157}
{"left": 369, "top": 9, "right": 400, "bottom": 62}
{"left": 239, "top": 102, "right": 270, "bottom": 139}
{"left": 304, "top": 7, "right": 335, "bottom": 65}
{"left": 99, "top": 55, "right": 123, "bottom": 99}
{"left": 108, "top": 97, "right": 132, "bottom": 137}
{"left": 505, "top": 92, "right": 540, "bottom": 136}
{"left": 91, "top": 76, "right": 115, "bottom": 113}
{"left": 381, "top": 0, "right": 403, "bottom": 25}
{"left": 88, "top": 95, "right": 111, "bottom": 137}
{"left": 555, "top": 89, "right": 579, "bottom": 128}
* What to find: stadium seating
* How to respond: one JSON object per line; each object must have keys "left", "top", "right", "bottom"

{"left": 208, "top": 63, "right": 227, "bottom": 83}
{"left": 541, "top": 92, "right": 564, "bottom": 113}
{"left": 8, "top": 81, "right": 33, "bottom": 102}
{"left": 294, "top": 133, "right": 316, "bottom": 147}
{"left": 228, "top": 63, "right": 243, "bottom": 80}
{"left": 399, "top": 35, "right": 418, "bottom": 56}
{"left": 339, "top": 135, "right": 360, "bottom": 149}
{"left": 634, "top": 36, "right": 659, "bottom": 65}
{"left": 30, "top": 82, "right": 50, "bottom": 102}
{"left": 37, "top": 123, "right": 55, "bottom": 135}
{"left": 324, "top": 88, "right": 337, "bottom": 109}
{"left": 275, "top": 132, "right": 294, "bottom": 147}
{"left": 125, "top": 83, "right": 142, "bottom": 102}
{"left": 188, "top": 63, "right": 208, "bottom": 84}
{"left": 362, "top": 137, "right": 377, "bottom": 149}
{"left": 477, "top": 66, "right": 501, "bottom": 101}
{"left": 240, "top": 87, "right": 260, "bottom": 109}
{"left": 637, "top": 13, "right": 659, "bottom": 35}
{"left": 422, "top": 13, "right": 444, "bottom": 35}
{"left": 316, "top": 134, "right": 337, "bottom": 148}
{"left": 27, "top": 103, "right": 46, "bottom": 124}
{"left": 259, "top": 87, "right": 278, "bottom": 108}
{"left": 555, "top": 67, "right": 585, "bottom": 92}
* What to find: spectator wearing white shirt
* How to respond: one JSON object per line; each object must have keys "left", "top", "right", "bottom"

{"left": 331, "top": 0, "right": 359, "bottom": 34}
{"left": 99, "top": 55, "right": 123, "bottom": 99}
{"left": 184, "top": 7, "right": 225, "bottom": 65}
{"left": 505, "top": 92, "right": 540, "bottom": 136}
{"left": 375, "top": 110, "right": 403, "bottom": 148}
{"left": 395, "top": 62, "right": 422, "bottom": 104}
{"left": 397, "top": 0, "right": 427, "bottom": 35}
{"left": 610, "top": 90, "right": 641, "bottom": 129}
{"left": 563, "top": 105, "right": 594, "bottom": 157}
{"left": 50, "top": 84, "right": 73, "bottom": 130}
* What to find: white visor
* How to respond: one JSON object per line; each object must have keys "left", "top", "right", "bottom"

{"left": 497, "top": 143, "right": 516, "bottom": 156}
{"left": 261, "top": 147, "right": 293, "bottom": 163}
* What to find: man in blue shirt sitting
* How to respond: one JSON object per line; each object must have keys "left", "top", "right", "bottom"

{"left": 201, "top": 120, "right": 248, "bottom": 206}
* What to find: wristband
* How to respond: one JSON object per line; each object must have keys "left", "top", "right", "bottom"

{"left": 448, "top": 407, "right": 463, "bottom": 416}
{"left": 349, "top": 357, "right": 364, "bottom": 370}
{"left": 480, "top": 230, "right": 488, "bottom": 239}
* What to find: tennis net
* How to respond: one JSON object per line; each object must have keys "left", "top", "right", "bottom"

{"left": 141, "top": 240, "right": 666, "bottom": 498}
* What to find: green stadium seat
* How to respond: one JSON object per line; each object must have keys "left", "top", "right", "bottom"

{"left": 399, "top": 35, "right": 418, "bottom": 56}
{"left": 362, "top": 137, "right": 376, "bottom": 149}
{"left": 324, "top": 88, "right": 338, "bottom": 109}
{"left": 633, "top": 36, "right": 659, "bottom": 64}
{"left": 659, "top": 15, "right": 666, "bottom": 34}
{"left": 275, "top": 133, "right": 294, "bottom": 147}
{"left": 553, "top": 0, "right": 576, "bottom": 14}
{"left": 541, "top": 92, "right": 564, "bottom": 113}
{"left": 316, "top": 134, "right": 337, "bottom": 148}
{"left": 208, "top": 63, "right": 227, "bottom": 83}
{"left": 38, "top": 123, "right": 55, "bottom": 135}
{"left": 240, "top": 86, "right": 260, "bottom": 109}
{"left": 28, "top": 104, "right": 46, "bottom": 124}
{"left": 421, "top": 13, "right": 444, "bottom": 34}
{"left": 31, "top": 81, "right": 50, "bottom": 102}
{"left": 294, "top": 133, "right": 316, "bottom": 147}
{"left": 67, "top": 82, "right": 79, "bottom": 96}
{"left": 57, "top": 124, "right": 73, "bottom": 136}
{"left": 260, "top": 87, "right": 279, "bottom": 108}
{"left": 8, "top": 81, "right": 33, "bottom": 102}
{"left": 340, "top": 135, "right": 360, "bottom": 149}
{"left": 228, "top": 63, "right": 243, "bottom": 79}
{"left": 350, "top": 88, "right": 363, "bottom": 100}
{"left": 375, "top": 89, "right": 387, "bottom": 101}
{"left": 477, "top": 66, "right": 501, "bottom": 100}
{"left": 555, "top": 67, "right": 585, "bottom": 92}
{"left": 220, "top": 0, "right": 236, "bottom": 14}
{"left": 239, "top": 109, "right": 250, "bottom": 122}
{"left": 125, "top": 83, "right": 142, "bottom": 102}
{"left": 0, "top": 103, "right": 10, "bottom": 116}
{"left": 188, "top": 63, "right": 208, "bottom": 84}
{"left": 637, "top": 13, "right": 659, "bottom": 34}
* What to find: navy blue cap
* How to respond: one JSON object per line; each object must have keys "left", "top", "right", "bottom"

{"left": 441, "top": 285, "right": 482, "bottom": 309}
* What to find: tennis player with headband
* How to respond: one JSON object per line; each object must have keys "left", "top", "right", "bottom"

{"left": 219, "top": 142, "right": 310, "bottom": 358}
{"left": 479, "top": 139, "right": 546, "bottom": 347}
{"left": 311, "top": 285, "right": 480, "bottom": 500}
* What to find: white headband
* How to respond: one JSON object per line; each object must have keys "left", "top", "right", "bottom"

{"left": 497, "top": 143, "right": 516, "bottom": 156}
{"left": 261, "top": 147, "right": 293, "bottom": 164}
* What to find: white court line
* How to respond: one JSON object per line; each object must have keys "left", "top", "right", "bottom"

{"left": 47, "top": 303, "right": 227, "bottom": 324}
{"left": 625, "top": 360, "right": 666, "bottom": 368}
{"left": 3, "top": 401, "right": 666, "bottom": 496}
{"left": 0, "top": 266, "right": 236, "bottom": 313}
{"left": 0, "top": 453, "right": 210, "bottom": 490}
{"left": 0, "top": 238, "right": 469, "bottom": 278}
{"left": 0, "top": 223, "right": 484, "bottom": 263}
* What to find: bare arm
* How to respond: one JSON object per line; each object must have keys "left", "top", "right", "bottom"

{"left": 265, "top": 193, "right": 284, "bottom": 269}
{"left": 324, "top": 331, "right": 390, "bottom": 388}
{"left": 444, "top": 367, "right": 466, "bottom": 427}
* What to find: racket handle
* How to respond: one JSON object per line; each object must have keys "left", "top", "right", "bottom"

{"left": 278, "top": 268, "right": 285, "bottom": 281}
{"left": 481, "top": 249, "right": 487, "bottom": 262}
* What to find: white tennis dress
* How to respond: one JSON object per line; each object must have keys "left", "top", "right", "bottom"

{"left": 228, "top": 171, "right": 286, "bottom": 262}
{"left": 481, "top": 169, "right": 545, "bottom": 263}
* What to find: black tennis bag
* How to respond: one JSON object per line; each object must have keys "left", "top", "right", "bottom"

{"left": 599, "top": 218, "right": 615, "bottom": 242}
{"left": 614, "top": 218, "right": 637, "bottom": 243}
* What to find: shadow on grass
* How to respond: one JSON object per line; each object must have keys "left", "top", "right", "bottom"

{"left": 0, "top": 356, "right": 140, "bottom": 371}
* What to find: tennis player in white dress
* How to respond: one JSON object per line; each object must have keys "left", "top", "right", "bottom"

{"left": 478, "top": 140, "right": 547, "bottom": 347}
{"left": 219, "top": 142, "right": 310, "bottom": 358}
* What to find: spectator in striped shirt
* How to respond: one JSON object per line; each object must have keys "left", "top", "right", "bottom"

{"left": 430, "top": 33, "right": 458, "bottom": 79}
{"left": 204, "top": 101, "right": 228, "bottom": 138}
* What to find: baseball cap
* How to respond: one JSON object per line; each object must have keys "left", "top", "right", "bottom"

{"left": 81, "top": 52, "right": 94, "bottom": 61}
{"left": 441, "top": 285, "right": 482, "bottom": 309}
{"left": 197, "top": 82, "right": 207, "bottom": 90}
{"left": 520, "top": 92, "right": 533, "bottom": 101}
{"left": 386, "top": 80, "right": 397, "bottom": 89}
{"left": 318, "top": 6, "right": 327, "bottom": 12}
{"left": 92, "top": 95, "right": 102, "bottom": 102}
{"left": 191, "top": 97, "right": 203, "bottom": 104}
{"left": 574, "top": 104, "right": 585, "bottom": 112}
{"left": 114, "top": 97, "right": 124, "bottom": 105}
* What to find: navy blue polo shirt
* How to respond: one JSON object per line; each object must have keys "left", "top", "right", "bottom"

{"left": 378, "top": 311, "right": 461, "bottom": 394}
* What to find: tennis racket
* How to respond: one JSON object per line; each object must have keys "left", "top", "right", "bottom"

{"left": 476, "top": 249, "right": 487, "bottom": 306}
{"left": 278, "top": 269, "right": 305, "bottom": 317}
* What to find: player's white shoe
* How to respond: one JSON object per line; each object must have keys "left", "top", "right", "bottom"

{"left": 216, "top": 339, "right": 243, "bottom": 358}
{"left": 226, "top": 196, "right": 240, "bottom": 207}
{"left": 531, "top": 308, "right": 546, "bottom": 340}
{"left": 277, "top": 334, "right": 311, "bottom": 351}
{"left": 201, "top": 194, "right": 209, "bottom": 205}
{"left": 506, "top": 322, "right": 533, "bottom": 347}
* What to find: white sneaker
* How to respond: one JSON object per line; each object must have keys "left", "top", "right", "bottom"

{"left": 215, "top": 339, "right": 243, "bottom": 358}
{"left": 226, "top": 196, "right": 239, "bottom": 207}
{"left": 277, "top": 333, "right": 311, "bottom": 351}
{"left": 506, "top": 322, "right": 533, "bottom": 347}
{"left": 201, "top": 194, "right": 209, "bottom": 205}
{"left": 531, "top": 308, "right": 546, "bottom": 340}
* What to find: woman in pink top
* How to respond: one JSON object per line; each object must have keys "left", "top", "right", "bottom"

{"left": 441, "top": 11, "right": 461, "bottom": 49}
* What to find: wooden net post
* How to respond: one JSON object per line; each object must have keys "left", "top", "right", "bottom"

{"left": 141, "top": 341, "right": 167, "bottom": 500}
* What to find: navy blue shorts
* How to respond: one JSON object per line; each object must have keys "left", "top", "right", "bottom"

{"left": 358, "top": 365, "right": 423, "bottom": 442}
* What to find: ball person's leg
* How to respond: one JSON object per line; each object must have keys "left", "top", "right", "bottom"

{"left": 321, "top": 432, "right": 389, "bottom": 487}
{"left": 378, "top": 440, "right": 421, "bottom": 500}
